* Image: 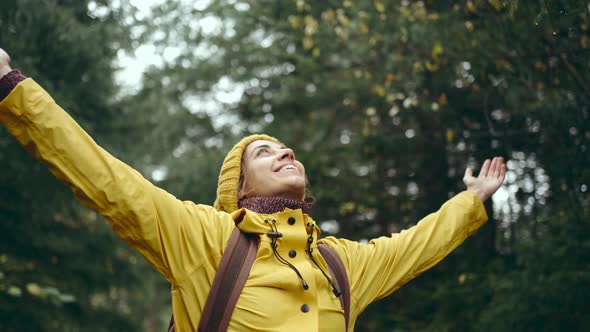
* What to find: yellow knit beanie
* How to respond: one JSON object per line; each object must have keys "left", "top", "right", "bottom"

{"left": 214, "top": 134, "right": 283, "bottom": 213}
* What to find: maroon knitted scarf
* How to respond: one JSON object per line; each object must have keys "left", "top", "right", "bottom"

{"left": 0, "top": 69, "right": 27, "bottom": 101}
{"left": 238, "top": 196, "right": 312, "bottom": 215}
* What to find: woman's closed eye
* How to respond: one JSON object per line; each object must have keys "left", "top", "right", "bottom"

{"left": 256, "top": 147, "right": 270, "bottom": 156}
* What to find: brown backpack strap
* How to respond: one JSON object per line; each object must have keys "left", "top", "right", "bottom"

{"left": 318, "top": 243, "right": 351, "bottom": 331}
{"left": 167, "top": 228, "right": 259, "bottom": 332}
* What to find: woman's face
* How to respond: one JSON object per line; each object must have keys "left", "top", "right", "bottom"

{"left": 240, "top": 140, "right": 306, "bottom": 200}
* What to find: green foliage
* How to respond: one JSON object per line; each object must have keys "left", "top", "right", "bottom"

{"left": 141, "top": 0, "right": 589, "bottom": 330}
{"left": 0, "top": 1, "right": 166, "bottom": 331}
{"left": 1, "top": 0, "right": 589, "bottom": 331}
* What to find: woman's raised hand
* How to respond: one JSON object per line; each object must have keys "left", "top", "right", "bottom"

{"left": 463, "top": 157, "right": 506, "bottom": 202}
{"left": 0, "top": 48, "right": 12, "bottom": 78}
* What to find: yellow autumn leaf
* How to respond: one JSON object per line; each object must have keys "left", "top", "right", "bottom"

{"left": 446, "top": 129, "right": 454, "bottom": 143}
{"left": 304, "top": 15, "right": 318, "bottom": 35}
{"left": 339, "top": 202, "right": 356, "bottom": 215}
{"left": 374, "top": 0, "right": 385, "bottom": 13}
{"left": 321, "top": 9, "right": 336, "bottom": 24}
{"left": 337, "top": 10, "right": 350, "bottom": 27}
{"left": 26, "top": 283, "right": 42, "bottom": 296}
{"left": 581, "top": 35, "right": 589, "bottom": 48}
{"left": 458, "top": 273, "right": 467, "bottom": 285}
{"left": 296, "top": 0, "right": 305, "bottom": 12}
{"left": 362, "top": 126, "right": 370, "bottom": 137}
{"left": 488, "top": 0, "right": 501, "bottom": 11}
{"left": 359, "top": 23, "right": 369, "bottom": 35}
{"left": 534, "top": 61, "right": 547, "bottom": 71}
{"left": 303, "top": 36, "right": 314, "bottom": 50}
{"left": 412, "top": 61, "right": 422, "bottom": 73}
{"left": 312, "top": 47, "right": 320, "bottom": 57}
{"left": 288, "top": 15, "right": 301, "bottom": 30}
{"left": 372, "top": 84, "right": 385, "bottom": 97}
{"left": 425, "top": 61, "right": 439, "bottom": 72}
{"left": 432, "top": 41, "right": 444, "bottom": 61}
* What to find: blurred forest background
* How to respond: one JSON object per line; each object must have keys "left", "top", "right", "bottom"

{"left": 0, "top": 0, "right": 588, "bottom": 331}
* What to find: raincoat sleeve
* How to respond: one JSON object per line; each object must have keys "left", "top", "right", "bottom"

{"left": 0, "top": 78, "right": 234, "bottom": 283}
{"left": 320, "top": 191, "right": 488, "bottom": 319}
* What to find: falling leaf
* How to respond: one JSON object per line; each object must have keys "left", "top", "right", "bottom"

{"left": 372, "top": 84, "right": 385, "bottom": 97}
{"left": 374, "top": 0, "right": 385, "bottom": 13}
{"left": 458, "top": 273, "right": 467, "bottom": 285}
{"left": 337, "top": 10, "right": 350, "bottom": 27}
{"left": 303, "top": 36, "right": 314, "bottom": 50}
{"left": 296, "top": 0, "right": 305, "bottom": 12}
{"left": 488, "top": 0, "right": 501, "bottom": 11}
{"left": 446, "top": 129, "right": 454, "bottom": 143}
{"left": 26, "top": 283, "right": 42, "bottom": 296}
{"left": 304, "top": 15, "right": 318, "bottom": 35}
{"left": 7, "top": 286, "right": 22, "bottom": 297}
{"left": 359, "top": 23, "right": 369, "bottom": 35}
{"left": 288, "top": 15, "right": 301, "bottom": 29}
{"left": 425, "top": 61, "right": 439, "bottom": 72}
{"left": 389, "top": 105, "right": 400, "bottom": 117}
{"left": 321, "top": 9, "right": 336, "bottom": 24}
{"left": 412, "top": 61, "right": 422, "bottom": 73}
{"left": 431, "top": 42, "right": 444, "bottom": 61}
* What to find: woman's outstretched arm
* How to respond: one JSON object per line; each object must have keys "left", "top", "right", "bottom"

{"left": 320, "top": 158, "right": 506, "bottom": 320}
{"left": 0, "top": 49, "right": 234, "bottom": 283}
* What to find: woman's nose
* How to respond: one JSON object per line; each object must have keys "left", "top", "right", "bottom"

{"left": 279, "top": 148, "right": 295, "bottom": 161}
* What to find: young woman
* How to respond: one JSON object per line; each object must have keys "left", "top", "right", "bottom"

{"left": 0, "top": 48, "right": 505, "bottom": 331}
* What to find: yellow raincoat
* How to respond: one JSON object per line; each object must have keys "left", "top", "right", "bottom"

{"left": 0, "top": 79, "right": 488, "bottom": 331}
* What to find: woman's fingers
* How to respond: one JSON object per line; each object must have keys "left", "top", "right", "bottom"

{"left": 493, "top": 157, "right": 503, "bottom": 179}
{"left": 479, "top": 159, "right": 491, "bottom": 178}
{"left": 0, "top": 48, "right": 10, "bottom": 64}
{"left": 499, "top": 159, "right": 507, "bottom": 181}
{"left": 464, "top": 167, "right": 473, "bottom": 179}
{"left": 489, "top": 157, "right": 499, "bottom": 179}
